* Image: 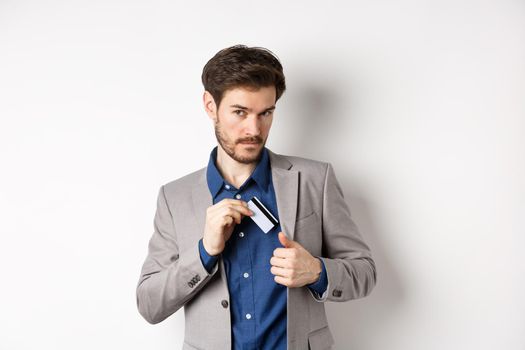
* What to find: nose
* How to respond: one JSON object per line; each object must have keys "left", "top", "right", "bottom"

{"left": 243, "top": 115, "right": 261, "bottom": 136}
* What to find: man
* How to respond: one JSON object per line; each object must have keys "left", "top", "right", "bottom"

{"left": 136, "top": 45, "right": 376, "bottom": 350}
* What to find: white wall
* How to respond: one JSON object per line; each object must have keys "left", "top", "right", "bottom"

{"left": 1, "top": 1, "right": 524, "bottom": 349}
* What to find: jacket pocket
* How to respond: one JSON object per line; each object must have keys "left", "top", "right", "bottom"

{"left": 295, "top": 211, "right": 319, "bottom": 230}
{"left": 308, "top": 326, "right": 335, "bottom": 350}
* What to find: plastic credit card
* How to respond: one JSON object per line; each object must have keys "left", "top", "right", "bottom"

{"left": 247, "top": 196, "right": 278, "bottom": 233}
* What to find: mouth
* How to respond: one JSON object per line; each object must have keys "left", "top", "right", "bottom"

{"left": 239, "top": 142, "right": 260, "bottom": 150}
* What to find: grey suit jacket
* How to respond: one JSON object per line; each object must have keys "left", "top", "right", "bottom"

{"left": 136, "top": 149, "right": 377, "bottom": 350}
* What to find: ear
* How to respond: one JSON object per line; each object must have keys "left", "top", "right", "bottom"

{"left": 203, "top": 91, "right": 218, "bottom": 121}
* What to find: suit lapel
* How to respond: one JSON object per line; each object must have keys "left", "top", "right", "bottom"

{"left": 268, "top": 150, "right": 301, "bottom": 346}
{"left": 268, "top": 150, "right": 299, "bottom": 241}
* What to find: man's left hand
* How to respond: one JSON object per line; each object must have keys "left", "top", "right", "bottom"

{"left": 270, "top": 232, "right": 322, "bottom": 288}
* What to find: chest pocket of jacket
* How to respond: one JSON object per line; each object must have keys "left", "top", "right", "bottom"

{"left": 308, "top": 326, "right": 335, "bottom": 350}
{"left": 295, "top": 211, "right": 320, "bottom": 230}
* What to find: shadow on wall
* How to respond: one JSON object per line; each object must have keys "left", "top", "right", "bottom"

{"left": 289, "top": 77, "right": 405, "bottom": 349}
{"left": 285, "top": 83, "right": 342, "bottom": 159}
{"left": 326, "top": 192, "right": 405, "bottom": 349}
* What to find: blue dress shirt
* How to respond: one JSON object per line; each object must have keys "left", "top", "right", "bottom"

{"left": 198, "top": 146, "right": 328, "bottom": 350}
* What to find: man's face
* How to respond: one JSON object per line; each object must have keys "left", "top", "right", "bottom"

{"left": 205, "top": 86, "right": 276, "bottom": 164}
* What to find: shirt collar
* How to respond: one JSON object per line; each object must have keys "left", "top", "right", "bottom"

{"left": 206, "top": 145, "right": 271, "bottom": 199}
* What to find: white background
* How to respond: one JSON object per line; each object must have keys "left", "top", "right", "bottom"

{"left": 1, "top": 1, "right": 524, "bottom": 349}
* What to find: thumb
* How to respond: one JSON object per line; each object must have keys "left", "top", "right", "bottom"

{"left": 278, "top": 232, "right": 296, "bottom": 248}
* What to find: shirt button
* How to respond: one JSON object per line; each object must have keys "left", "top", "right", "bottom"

{"left": 225, "top": 184, "right": 231, "bottom": 190}
{"left": 235, "top": 194, "right": 241, "bottom": 199}
{"left": 221, "top": 300, "right": 229, "bottom": 308}
{"left": 245, "top": 313, "right": 252, "bottom": 320}
{"left": 239, "top": 232, "right": 244, "bottom": 238}
{"left": 243, "top": 272, "right": 249, "bottom": 278}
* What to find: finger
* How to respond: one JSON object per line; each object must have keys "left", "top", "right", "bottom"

{"left": 211, "top": 207, "right": 247, "bottom": 226}
{"left": 229, "top": 205, "right": 254, "bottom": 222}
{"left": 279, "top": 232, "right": 301, "bottom": 248}
{"left": 208, "top": 200, "right": 248, "bottom": 218}
{"left": 270, "top": 266, "right": 291, "bottom": 277}
{"left": 231, "top": 204, "right": 253, "bottom": 216}
{"left": 273, "top": 247, "right": 296, "bottom": 258}
{"left": 278, "top": 232, "right": 290, "bottom": 247}
{"left": 211, "top": 200, "right": 252, "bottom": 219}
{"left": 273, "top": 275, "right": 291, "bottom": 287}
{"left": 218, "top": 198, "right": 249, "bottom": 208}
{"left": 222, "top": 207, "right": 242, "bottom": 225}
{"left": 270, "top": 256, "right": 290, "bottom": 268}
{"left": 218, "top": 202, "right": 253, "bottom": 217}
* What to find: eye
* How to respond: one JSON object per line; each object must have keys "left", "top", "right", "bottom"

{"left": 261, "top": 110, "right": 273, "bottom": 117}
{"left": 233, "top": 110, "right": 246, "bottom": 116}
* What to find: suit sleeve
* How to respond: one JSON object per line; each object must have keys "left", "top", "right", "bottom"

{"left": 136, "top": 185, "right": 219, "bottom": 324}
{"left": 308, "top": 163, "right": 377, "bottom": 302}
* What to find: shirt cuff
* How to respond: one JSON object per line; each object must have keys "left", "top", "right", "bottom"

{"left": 198, "top": 238, "right": 219, "bottom": 274}
{"left": 307, "top": 257, "right": 328, "bottom": 296}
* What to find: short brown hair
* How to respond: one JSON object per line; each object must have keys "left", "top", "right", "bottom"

{"left": 201, "top": 45, "right": 286, "bottom": 108}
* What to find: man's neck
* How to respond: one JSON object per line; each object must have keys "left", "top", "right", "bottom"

{"left": 216, "top": 145, "right": 258, "bottom": 189}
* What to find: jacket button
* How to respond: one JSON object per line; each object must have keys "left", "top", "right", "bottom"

{"left": 332, "top": 289, "right": 342, "bottom": 297}
{"left": 221, "top": 300, "right": 229, "bottom": 308}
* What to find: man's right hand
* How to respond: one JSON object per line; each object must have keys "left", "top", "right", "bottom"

{"left": 202, "top": 198, "right": 253, "bottom": 256}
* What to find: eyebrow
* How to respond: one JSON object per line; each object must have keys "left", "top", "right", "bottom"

{"left": 229, "top": 104, "right": 276, "bottom": 113}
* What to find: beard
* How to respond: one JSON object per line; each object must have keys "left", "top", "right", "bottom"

{"left": 214, "top": 116, "right": 266, "bottom": 164}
